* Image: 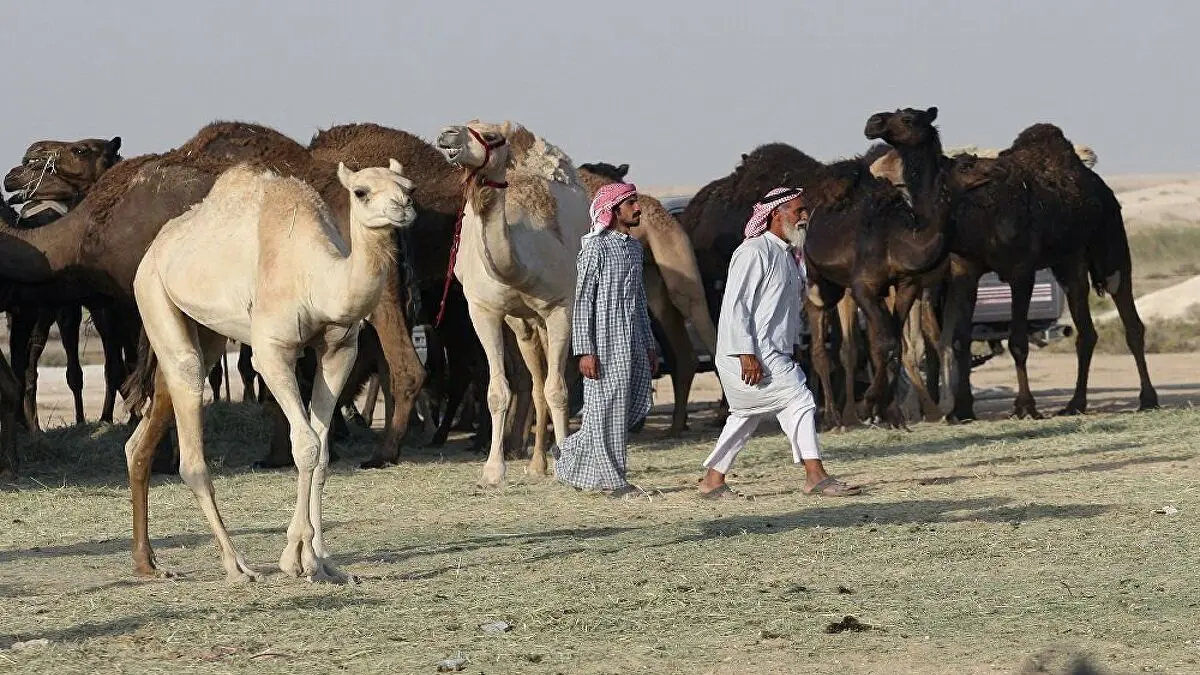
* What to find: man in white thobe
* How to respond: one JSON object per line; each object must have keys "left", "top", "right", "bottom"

{"left": 698, "top": 187, "right": 861, "bottom": 498}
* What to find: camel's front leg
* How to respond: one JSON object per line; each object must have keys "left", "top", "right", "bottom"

{"left": 252, "top": 334, "right": 332, "bottom": 583}
{"left": 302, "top": 329, "right": 359, "bottom": 584}
{"left": 467, "top": 304, "right": 511, "bottom": 488}
{"left": 506, "top": 317, "right": 549, "bottom": 476}
{"left": 541, "top": 305, "right": 572, "bottom": 450}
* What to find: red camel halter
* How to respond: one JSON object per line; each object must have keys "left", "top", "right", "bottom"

{"left": 435, "top": 127, "right": 509, "bottom": 327}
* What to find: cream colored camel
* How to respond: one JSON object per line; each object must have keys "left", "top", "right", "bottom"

{"left": 124, "top": 160, "right": 416, "bottom": 583}
{"left": 578, "top": 166, "right": 719, "bottom": 433}
{"left": 435, "top": 120, "right": 589, "bottom": 487}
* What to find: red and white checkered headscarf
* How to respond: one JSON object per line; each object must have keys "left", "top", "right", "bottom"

{"left": 744, "top": 187, "right": 804, "bottom": 238}
{"left": 586, "top": 182, "right": 637, "bottom": 237}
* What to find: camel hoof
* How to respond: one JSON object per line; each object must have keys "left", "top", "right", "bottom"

{"left": 227, "top": 569, "right": 263, "bottom": 584}
{"left": 134, "top": 565, "right": 176, "bottom": 580}
{"left": 306, "top": 563, "right": 357, "bottom": 585}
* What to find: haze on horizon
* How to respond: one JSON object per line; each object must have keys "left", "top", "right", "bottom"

{"left": 7, "top": 1, "right": 1198, "bottom": 189}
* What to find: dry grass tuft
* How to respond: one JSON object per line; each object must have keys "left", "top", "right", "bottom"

{"left": 3, "top": 403, "right": 1199, "bottom": 674}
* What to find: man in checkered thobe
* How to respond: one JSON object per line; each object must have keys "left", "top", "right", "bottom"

{"left": 554, "top": 182, "right": 656, "bottom": 497}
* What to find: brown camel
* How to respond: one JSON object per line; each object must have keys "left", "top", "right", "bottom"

{"left": 0, "top": 121, "right": 425, "bottom": 472}
{"left": 577, "top": 162, "right": 720, "bottom": 432}
{"left": 2, "top": 137, "right": 133, "bottom": 433}
{"left": 864, "top": 107, "right": 1157, "bottom": 419}
{"left": 680, "top": 142, "right": 953, "bottom": 428}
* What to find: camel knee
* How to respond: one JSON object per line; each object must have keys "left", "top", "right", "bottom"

{"left": 291, "top": 428, "right": 322, "bottom": 470}
{"left": 486, "top": 377, "right": 512, "bottom": 415}
{"left": 543, "top": 376, "right": 567, "bottom": 412}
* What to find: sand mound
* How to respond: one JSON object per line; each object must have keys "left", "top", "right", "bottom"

{"left": 1116, "top": 179, "right": 1200, "bottom": 229}
{"left": 1096, "top": 274, "right": 1200, "bottom": 323}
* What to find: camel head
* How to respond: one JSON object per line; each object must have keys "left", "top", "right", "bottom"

{"left": 435, "top": 120, "right": 511, "bottom": 179}
{"left": 578, "top": 162, "right": 629, "bottom": 182}
{"left": 337, "top": 158, "right": 418, "bottom": 230}
{"left": 864, "top": 107, "right": 939, "bottom": 148}
{"left": 4, "top": 136, "right": 122, "bottom": 204}
{"left": 946, "top": 154, "right": 1008, "bottom": 193}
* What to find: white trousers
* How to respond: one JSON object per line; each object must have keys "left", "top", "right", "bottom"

{"left": 703, "top": 398, "right": 821, "bottom": 474}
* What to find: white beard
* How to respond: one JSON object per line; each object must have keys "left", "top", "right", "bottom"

{"left": 783, "top": 220, "right": 808, "bottom": 250}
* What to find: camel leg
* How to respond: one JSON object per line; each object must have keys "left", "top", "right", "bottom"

{"left": 884, "top": 281, "right": 923, "bottom": 428}
{"left": 294, "top": 330, "right": 357, "bottom": 584}
{"left": 541, "top": 305, "right": 572, "bottom": 450}
{"left": 237, "top": 344, "right": 257, "bottom": 401}
{"left": 939, "top": 257, "right": 981, "bottom": 422}
{"left": 1054, "top": 261, "right": 1099, "bottom": 416}
{"left": 136, "top": 274, "right": 259, "bottom": 582}
{"left": 468, "top": 304, "right": 511, "bottom": 487}
{"left": 362, "top": 277, "right": 425, "bottom": 468}
{"left": 1108, "top": 267, "right": 1158, "bottom": 410}
{"left": 836, "top": 293, "right": 860, "bottom": 427}
{"left": 917, "top": 291, "right": 944, "bottom": 421}
{"left": 506, "top": 317, "right": 549, "bottom": 476}
{"left": 806, "top": 284, "right": 840, "bottom": 430}
{"left": 55, "top": 306, "right": 87, "bottom": 425}
{"left": 9, "top": 307, "right": 41, "bottom": 435}
{"left": 0, "top": 353, "right": 22, "bottom": 481}
{"left": 89, "top": 306, "right": 125, "bottom": 424}
{"left": 646, "top": 265, "right": 695, "bottom": 434}
{"left": 207, "top": 346, "right": 224, "bottom": 402}
{"left": 852, "top": 281, "right": 900, "bottom": 426}
{"left": 1006, "top": 272, "right": 1041, "bottom": 419}
{"left": 361, "top": 373, "right": 380, "bottom": 425}
{"left": 124, "top": 367, "right": 175, "bottom": 577}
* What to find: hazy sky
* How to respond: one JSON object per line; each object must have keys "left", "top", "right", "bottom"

{"left": 7, "top": 1, "right": 1198, "bottom": 188}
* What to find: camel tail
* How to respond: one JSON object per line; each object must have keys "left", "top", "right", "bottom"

{"left": 122, "top": 328, "right": 158, "bottom": 417}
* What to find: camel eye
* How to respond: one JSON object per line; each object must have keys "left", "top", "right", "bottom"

{"left": 354, "top": 188, "right": 369, "bottom": 200}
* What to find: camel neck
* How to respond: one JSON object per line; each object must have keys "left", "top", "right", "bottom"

{"left": 325, "top": 215, "right": 395, "bottom": 321}
{"left": 0, "top": 208, "right": 83, "bottom": 284}
{"left": 466, "top": 179, "right": 529, "bottom": 289}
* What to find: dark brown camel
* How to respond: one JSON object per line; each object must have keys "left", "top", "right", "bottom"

{"left": 679, "top": 142, "right": 950, "bottom": 427}
{"left": 577, "top": 161, "right": 721, "bottom": 433}
{"left": 2, "top": 137, "right": 133, "bottom": 432}
{"left": 864, "top": 107, "right": 1157, "bottom": 419}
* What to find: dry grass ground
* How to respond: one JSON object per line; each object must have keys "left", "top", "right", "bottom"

{"left": 2, "top": 398, "right": 1199, "bottom": 675}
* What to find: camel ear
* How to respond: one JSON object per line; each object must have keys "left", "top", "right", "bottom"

{"left": 925, "top": 107, "right": 938, "bottom": 122}
{"left": 388, "top": 158, "right": 404, "bottom": 175}
{"left": 617, "top": 164, "right": 629, "bottom": 178}
{"left": 337, "top": 162, "right": 353, "bottom": 189}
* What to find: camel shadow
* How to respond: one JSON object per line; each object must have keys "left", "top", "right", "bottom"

{"left": 341, "top": 525, "right": 636, "bottom": 569}
{"left": 679, "top": 497, "right": 1112, "bottom": 543}
{"left": 0, "top": 524, "right": 295, "bottom": 564}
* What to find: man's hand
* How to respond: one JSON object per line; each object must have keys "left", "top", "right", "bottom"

{"left": 738, "top": 354, "right": 764, "bottom": 385}
{"left": 648, "top": 348, "right": 658, "bottom": 377}
{"left": 579, "top": 354, "right": 601, "bottom": 380}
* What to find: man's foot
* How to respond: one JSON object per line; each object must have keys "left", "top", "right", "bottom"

{"left": 697, "top": 483, "right": 748, "bottom": 500}
{"left": 803, "top": 476, "right": 862, "bottom": 497}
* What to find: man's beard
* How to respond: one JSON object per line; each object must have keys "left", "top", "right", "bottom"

{"left": 783, "top": 220, "right": 808, "bottom": 249}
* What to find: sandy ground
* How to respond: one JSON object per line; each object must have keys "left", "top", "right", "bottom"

{"left": 29, "top": 351, "right": 1200, "bottom": 432}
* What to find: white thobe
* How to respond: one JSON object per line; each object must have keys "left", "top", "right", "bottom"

{"left": 714, "top": 232, "right": 812, "bottom": 415}
{"left": 705, "top": 232, "right": 820, "bottom": 473}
